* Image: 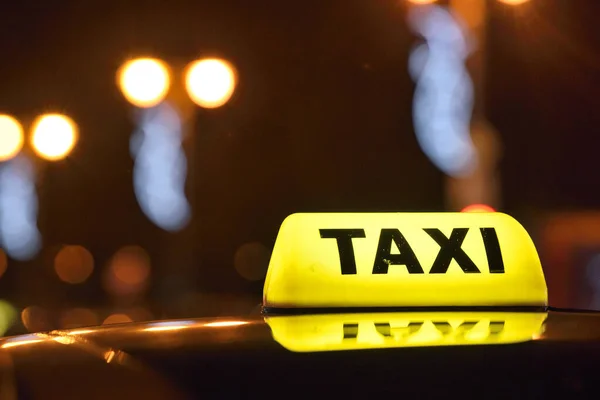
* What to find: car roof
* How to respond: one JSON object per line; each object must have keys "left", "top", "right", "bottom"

{"left": 1, "top": 310, "right": 600, "bottom": 399}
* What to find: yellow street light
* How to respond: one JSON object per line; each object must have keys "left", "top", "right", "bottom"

{"left": 118, "top": 58, "right": 171, "bottom": 108}
{"left": 31, "top": 114, "right": 78, "bottom": 161}
{"left": 0, "top": 114, "right": 24, "bottom": 162}
{"left": 184, "top": 58, "right": 237, "bottom": 109}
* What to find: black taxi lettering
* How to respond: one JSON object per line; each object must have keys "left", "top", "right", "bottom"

{"left": 425, "top": 228, "right": 479, "bottom": 273}
{"left": 342, "top": 323, "right": 359, "bottom": 339}
{"left": 433, "top": 321, "right": 478, "bottom": 338}
{"left": 375, "top": 322, "right": 423, "bottom": 338}
{"left": 321, "top": 227, "right": 504, "bottom": 274}
{"left": 480, "top": 228, "right": 505, "bottom": 273}
{"left": 343, "top": 321, "right": 505, "bottom": 342}
{"left": 487, "top": 321, "right": 506, "bottom": 339}
{"left": 372, "top": 229, "right": 424, "bottom": 274}
{"left": 319, "top": 229, "right": 366, "bottom": 275}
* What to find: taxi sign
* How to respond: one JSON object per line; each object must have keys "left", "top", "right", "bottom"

{"left": 266, "top": 312, "right": 547, "bottom": 352}
{"left": 263, "top": 213, "right": 547, "bottom": 309}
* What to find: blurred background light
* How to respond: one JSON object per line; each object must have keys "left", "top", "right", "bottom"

{"left": 127, "top": 307, "right": 153, "bottom": 322}
{"left": 233, "top": 242, "right": 270, "bottom": 281}
{"left": 0, "top": 115, "right": 24, "bottom": 162}
{"left": 54, "top": 245, "right": 94, "bottom": 284}
{"left": 59, "top": 307, "right": 98, "bottom": 329}
{"left": 118, "top": 58, "right": 171, "bottom": 108}
{"left": 112, "top": 247, "right": 149, "bottom": 285}
{"left": 461, "top": 203, "right": 496, "bottom": 213}
{"left": 408, "top": 5, "right": 476, "bottom": 177}
{"left": 103, "top": 313, "right": 132, "bottom": 325}
{"left": 131, "top": 102, "right": 190, "bottom": 231}
{"left": 185, "top": 58, "right": 237, "bottom": 108}
{"left": 31, "top": 114, "right": 77, "bottom": 161}
{"left": 21, "top": 305, "right": 50, "bottom": 333}
{"left": 0, "top": 155, "right": 41, "bottom": 261}
{"left": 104, "top": 246, "right": 151, "bottom": 297}
{"left": 0, "top": 300, "right": 17, "bottom": 336}
{"left": 0, "top": 249, "right": 7, "bottom": 279}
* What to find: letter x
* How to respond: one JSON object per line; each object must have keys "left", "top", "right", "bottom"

{"left": 424, "top": 228, "right": 480, "bottom": 273}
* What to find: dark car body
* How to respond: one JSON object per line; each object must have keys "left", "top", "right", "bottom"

{"left": 1, "top": 309, "right": 600, "bottom": 399}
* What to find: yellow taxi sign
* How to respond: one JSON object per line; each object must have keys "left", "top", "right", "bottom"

{"left": 263, "top": 213, "right": 547, "bottom": 309}
{"left": 266, "top": 312, "right": 547, "bottom": 352}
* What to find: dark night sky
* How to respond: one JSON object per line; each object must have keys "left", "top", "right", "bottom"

{"left": 0, "top": 0, "right": 598, "bottom": 295}
{"left": 488, "top": 0, "right": 600, "bottom": 211}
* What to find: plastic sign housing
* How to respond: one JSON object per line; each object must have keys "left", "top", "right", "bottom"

{"left": 263, "top": 213, "right": 547, "bottom": 309}
{"left": 266, "top": 312, "right": 547, "bottom": 352}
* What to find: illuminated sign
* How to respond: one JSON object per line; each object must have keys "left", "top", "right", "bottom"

{"left": 263, "top": 213, "right": 547, "bottom": 309}
{"left": 266, "top": 312, "right": 547, "bottom": 352}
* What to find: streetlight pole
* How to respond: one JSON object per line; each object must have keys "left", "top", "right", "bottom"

{"left": 117, "top": 56, "right": 237, "bottom": 317}
{"left": 158, "top": 65, "right": 198, "bottom": 316}
{"left": 0, "top": 112, "right": 78, "bottom": 313}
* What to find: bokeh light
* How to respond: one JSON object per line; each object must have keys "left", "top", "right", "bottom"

{"left": 0, "top": 249, "right": 7, "bottom": 279}
{"left": 60, "top": 308, "right": 99, "bottom": 329}
{"left": 112, "top": 247, "right": 150, "bottom": 285}
{"left": 128, "top": 307, "right": 153, "bottom": 322}
{"left": 131, "top": 103, "right": 191, "bottom": 231}
{"left": 0, "top": 115, "right": 24, "bottom": 162}
{"left": 21, "top": 306, "right": 51, "bottom": 333}
{"left": 0, "top": 155, "right": 42, "bottom": 260}
{"left": 118, "top": 58, "right": 171, "bottom": 108}
{"left": 408, "top": 5, "right": 476, "bottom": 177}
{"left": 54, "top": 245, "right": 94, "bottom": 284}
{"left": 234, "top": 242, "right": 270, "bottom": 281}
{"left": 0, "top": 300, "right": 17, "bottom": 336}
{"left": 461, "top": 204, "right": 496, "bottom": 213}
{"left": 104, "top": 246, "right": 151, "bottom": 296}
{"left": 407, "top": 0, "right": 437, "bottom": 4}
{"left": 103, "top": 313, "right": 132, "bottom": 325}
{"left": 498, "top": 0, "right": 529, "bottom": 5}
{"left": 31, "top": 114, "right": 78, "bottom": 161}
{"left": 185, "top": 58, "right": 237, "bottom": 108}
